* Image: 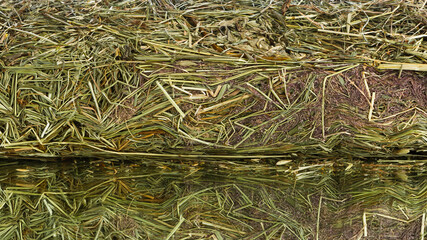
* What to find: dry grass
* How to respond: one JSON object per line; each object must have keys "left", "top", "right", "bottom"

{"left": 0, "top": 0, "right": 425, "bottom": 159}
{"left": 0, "top": 0, "right": 426, "bottom": 239}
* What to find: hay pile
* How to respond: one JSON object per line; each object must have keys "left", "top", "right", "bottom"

{"left": 0, "top": 157, "right": 425, "bottom": 239}
{"left": 0, "top": 1, "right": 426, "bottom": 239}
{"left": 0, "top": 0, "right": 426, "bottom": 159}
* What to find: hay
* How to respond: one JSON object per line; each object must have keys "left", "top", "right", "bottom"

{"left": 0, "top": 0, "right": 425, "bottom": 159}
{"left": 0, "top": 1, "right": 426, "bottom": 238}
{"left": 0, "top": 158, "right": 425, "bottom": 239}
